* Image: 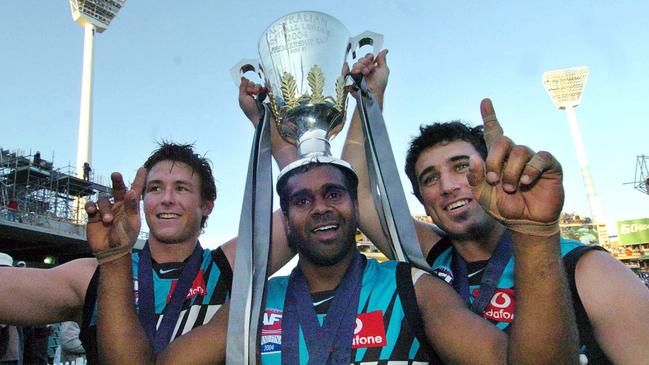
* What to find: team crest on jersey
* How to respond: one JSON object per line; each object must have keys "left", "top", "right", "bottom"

{"left": 433, "top": 267, "right": 454, "bottom": 284}
{"left": 166, "top": 269, "right": 207, "bottom": 303}
{"left": 260, "top": 309, "right": 283, "bottom": 354}
{"left": 473, "top": 288, "right": 515, "bottom": 323}
{"left": 352, "top": 310, "right": 386, "bottom": 349}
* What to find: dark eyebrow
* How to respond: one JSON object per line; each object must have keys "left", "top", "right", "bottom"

{"left": 322, "top": 183, "right": 348, "bottom": 192}
{"left": 145, "top": 179, "right": 194, "bottom": 187}
{"left": 288, "top": 183, "right": 348, "bottom": 200}
{"left": 146, "top": 179, "right": 162, "bottom": 186}
{"left": 175, "top": 180, "right": 194, "bottom": 186}
{"left": 288, "top": 188, "right": 311, "bottom": 201}
{"left": 449, "top": 155, "right": 470, "bottom": 162}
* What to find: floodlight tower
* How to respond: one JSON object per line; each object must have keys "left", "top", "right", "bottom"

{"left": 543, "top": 66, "right": 605, "bottom": 223}
{"left": 69, "top": 0, "right": 127, "bottom": 179}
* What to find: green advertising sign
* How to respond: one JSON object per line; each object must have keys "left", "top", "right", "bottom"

{"left": 617, "top": 218, "right": 649, "bottom": 245}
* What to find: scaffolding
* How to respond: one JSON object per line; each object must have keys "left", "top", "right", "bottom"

{"left": 625, "top": 155, "right": 649, "bottom": 195}
{"left": 0, "top": 147, "right": 110, "bottom": 230}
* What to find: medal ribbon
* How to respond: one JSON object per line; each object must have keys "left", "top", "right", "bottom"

{"left": 137, "top": 240, "right": 204, "bottom": 353}
{"left": 351, "top": 76, "right": 430, "bottom": 271}
{"left": 451, "top": 231, "right": 513, "bottom": 314}
{"left": 225, "top": 104, "right": 273, "bottom": 364}
{"left": 282, "top": 251, "right": 365, "bottom": 365}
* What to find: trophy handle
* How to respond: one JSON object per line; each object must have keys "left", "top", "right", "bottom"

{"left": 348, "top": 31, "right": 384, "bottom": 59}
{"left": 230, "top": 58, "right": 264, "bottom": 87}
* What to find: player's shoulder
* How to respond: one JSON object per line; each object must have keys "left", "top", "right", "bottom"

{"left": 559, "top": 237, "right": 587, "bottom": 255}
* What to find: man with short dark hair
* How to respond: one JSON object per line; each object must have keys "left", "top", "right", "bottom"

{"left": 80, "top": 142, "right": 234, "bottom": 362}
{"left": 344, "top": 52, "right": 649, "bottom": 365}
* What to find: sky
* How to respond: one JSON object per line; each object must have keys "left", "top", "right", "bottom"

{"left": 2, "top": 1, "right": 648, "bottom": 249}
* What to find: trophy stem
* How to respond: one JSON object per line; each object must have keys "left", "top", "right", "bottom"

{"left": 297, "top": 129, "right": 331, "bottom": 158}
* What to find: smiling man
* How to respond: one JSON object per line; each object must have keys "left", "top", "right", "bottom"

{"left": 0, "top": 143, "right": 236, "bottom": 364}
{"left": 85, "top": 141, "right": 295, "bottom": 364}
{"left": 84, "top": 143, "right": 233, "bottom": 359}
{"left": 344, "top": 52, "right": 649, "bottom": 365}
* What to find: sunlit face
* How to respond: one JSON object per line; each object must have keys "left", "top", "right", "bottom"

{"left": 283, "top": 165, "right": 358, "bottom": 267}
{"left": 415, "top": 140, "right": 496, "bottom": 240}
{"left": 143, "top": 160, "right": 213, "bottom": 245}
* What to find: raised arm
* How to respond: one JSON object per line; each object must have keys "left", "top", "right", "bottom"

{"left": 467, "top": 98, "right": 578, "bottom": 364}
{"left": 85, "top": 168, "right": 155, "bottom": 364}
{"left": 238, "top": 76, "right": 296, "bottom": 170}
{"left": 341, "top": 50, "right": 442, "bottom": 259}
{"left": 221, "top": 77, "right": 298, "bottom": 274}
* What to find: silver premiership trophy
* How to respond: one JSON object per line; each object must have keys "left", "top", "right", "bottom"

{"left": 228, "top": 11, "right": 382, "bottom": 365}
{"left": 231, "top": 11, "right": 382, "bottom": 160}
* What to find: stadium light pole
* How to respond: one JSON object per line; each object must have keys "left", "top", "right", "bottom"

{"left": 69, "top": 0, "right": 127, "bottom": 179}
{"left": 543, "top": 66, "right": 605, "bottom": 224}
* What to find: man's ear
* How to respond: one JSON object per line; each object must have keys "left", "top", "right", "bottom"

{"left": 201, "top": 200, "right": 215, "bottom": 218}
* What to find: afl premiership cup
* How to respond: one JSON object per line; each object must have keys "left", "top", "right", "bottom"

{"left": 231, "top": 11, "right": 382, "bottom": 160}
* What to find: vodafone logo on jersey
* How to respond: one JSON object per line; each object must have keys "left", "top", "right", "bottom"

{"left": 476, "top": 288, "right": 516, "bottom": 323}
{"left": 167, "top": 269, "right": 207, "bottom": 303}
{"left": 352, "top": 310, "right": 386, "bottom": 349}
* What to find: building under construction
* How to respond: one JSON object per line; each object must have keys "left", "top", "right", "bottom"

{"left": 0, "top": 147, "right": 111, "bottom": 266}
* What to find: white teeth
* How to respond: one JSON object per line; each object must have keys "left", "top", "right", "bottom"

{"left": 313, "top": 224, "right": 338, "bottom": 232}
{"left": 446, "top": 200, "right": 469, "bottom": 211}
{"left": 158, "top": 213, "right": 180, "bottom": 219}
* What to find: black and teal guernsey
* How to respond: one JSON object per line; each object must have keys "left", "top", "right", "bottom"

{"left": 427, "top": 235, "right": 611, "bottom": 365}
{"left": 79, "top": 246, "right": 232, "bottom": 364}
{"left": 260, "top": 258, "right": 441, "bottom": 364}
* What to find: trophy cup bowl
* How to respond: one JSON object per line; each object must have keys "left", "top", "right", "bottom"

{"left": 232, "top": 11, "right": 382, "bottom": 159}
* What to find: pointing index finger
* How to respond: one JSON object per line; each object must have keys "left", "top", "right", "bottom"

{"left": 480, "top": 98, "right": 504, "bottom": 149}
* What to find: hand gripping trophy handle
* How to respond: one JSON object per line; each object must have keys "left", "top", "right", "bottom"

{"left": 230, "top": 31, "right": 384, "bottom": 159}
{"left": 230, "top": 58, "right": 263, "bottom": 88}
{"left": 348, "top": 31, "right": 384, "bottom": 59}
